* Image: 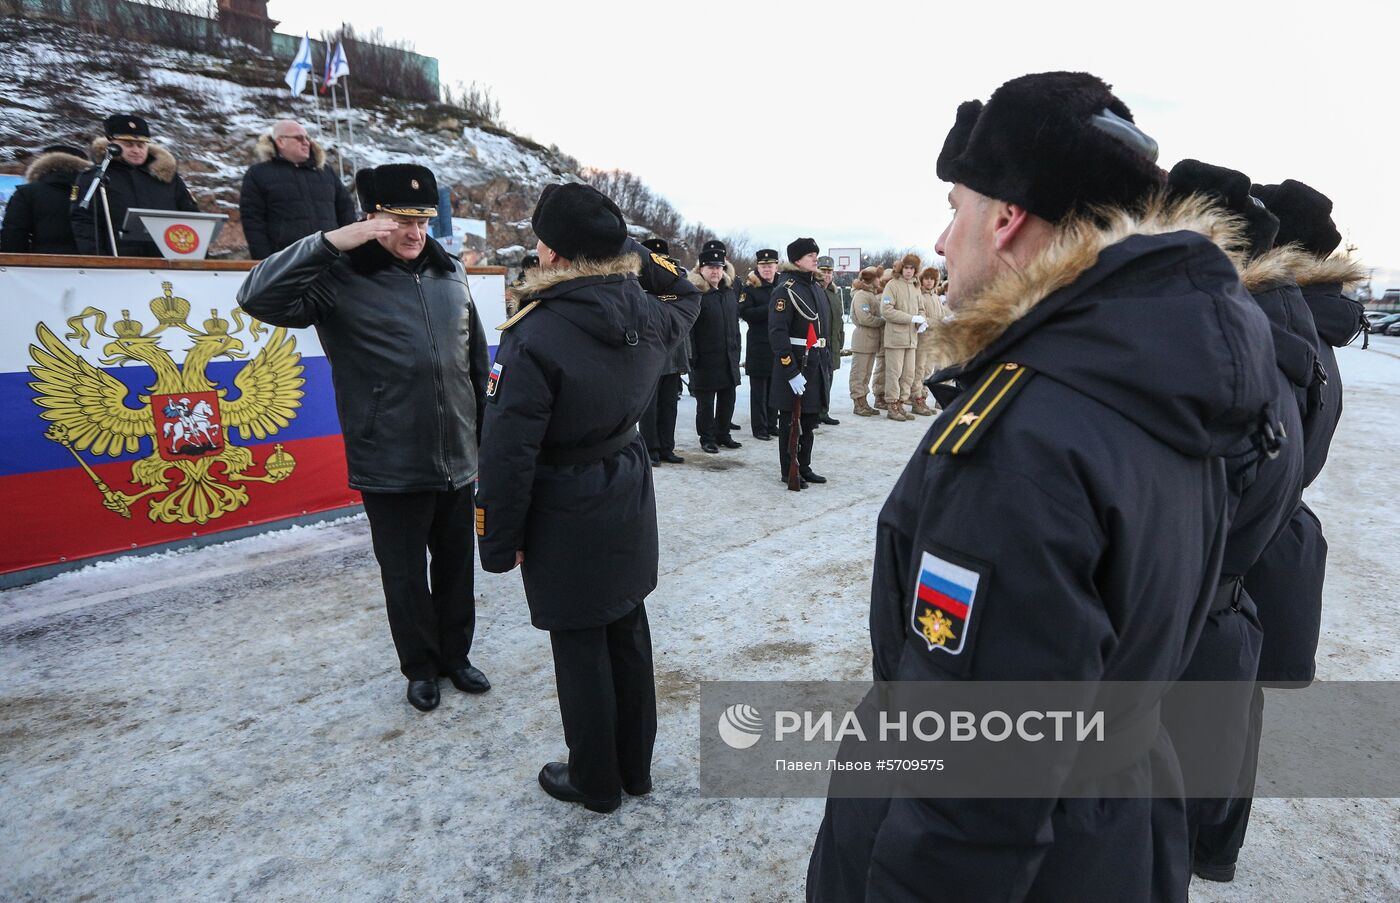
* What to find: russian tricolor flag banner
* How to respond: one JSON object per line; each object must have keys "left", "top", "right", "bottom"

{"left": 0, "top": 262, "right": 508, "bottom": 580}
{"left": 911, "top": 550, "right": 981, "bottom": 655}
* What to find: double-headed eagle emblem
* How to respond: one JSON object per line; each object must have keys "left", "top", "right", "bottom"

{"left": 27, "top": 282, "right": 305, "bottom": 525}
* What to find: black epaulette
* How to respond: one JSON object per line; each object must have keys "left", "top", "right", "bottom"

{"left": 497, "top": 300, "right": 540, "bottom": 331}
{"left": 928, "top": 362, "right": 1036, "bottom": 456}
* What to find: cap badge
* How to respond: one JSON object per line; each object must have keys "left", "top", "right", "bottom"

{"left": 410, "top": 178, "right": 420, "bottom": 190}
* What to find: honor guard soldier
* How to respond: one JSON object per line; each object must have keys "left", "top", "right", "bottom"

{"left": 740, "top": 248, "right": 782, "bottom": 440}
{"left": 806, "top": 72, "right": 1280, "bottom": 903}
{"left": 71, "top": 114, "right": 199, "bottom": 257}
{"left": 770, "top": 238, "right": 833, "bottom": 488}
{"left": 816, "top": 256, "right": 844, "bottom": 425}
{"left": 238, "top": 164, "right": 493, "bottom": 712}
{"left": 639, "top": 238, "right": 690, "bottom": 465}
{"left": 475, "top": 184, "right": 701, "bottom": 813}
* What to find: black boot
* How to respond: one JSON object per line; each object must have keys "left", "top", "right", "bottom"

{"left": 406, "top": 679, "right": 439, "bottom": 712}
{"left": 800, "top": 468, "right": 827, "bottom": 484}
{"left": 538, "top": 762, "right": 621, "bottom": 813}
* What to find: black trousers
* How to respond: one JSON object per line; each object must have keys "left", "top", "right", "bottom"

{"left": 695, "top": 386, "right": 737, "bottom": 443}
{"left": 749, "top": 375, "right": 776, "bottom": 437}
{"left": 640, "top": 372, "right": 682, "bottom": 456}
{"left": 776, "top": 411, "right": 818, "bottom": 477}
{"left": 360, "top": 487, "right": 477, "bottom": 681}
{"left": 1193, "top": 685, "right": 1266, "bottom": 868}
{"left": 548, "top": 602, "right": 657, "bottom": 799}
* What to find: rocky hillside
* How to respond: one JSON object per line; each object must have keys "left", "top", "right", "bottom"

{"left": 0, "top": 16, "right": 581, "bottom": 261}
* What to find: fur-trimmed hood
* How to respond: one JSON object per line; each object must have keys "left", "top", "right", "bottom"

{"left": 1293, "top": 254, "right": 1368, "bottom": 290}
{"left": 851, "top": 274, "right": 881, "bottom": 294}
{"left": 25, "top": 149, "right": 90, "bottom": 184}
{"left": 253, "top": 133, "right": 328, "bottom": 170}
{"left": 90, "top": 137, "right": 178, "bottom": 183}
{"left": 932, "top": 194, "right": 1277, "bottom": 458}
{"left": 1294, "top": 255, "right": 1368, "bottom": 348}
{"left": 1240, "top": 245, "right": 1312, "bottom": 293}
{"left": 516, "top": 253, "right": 648, "bottom": 347}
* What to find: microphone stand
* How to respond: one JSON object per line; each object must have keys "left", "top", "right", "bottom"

{"left": 77, "top": 145, "right": 122, "bottom": 257}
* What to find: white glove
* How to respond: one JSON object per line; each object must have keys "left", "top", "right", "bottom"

{"left": 789, "top": 374, "right": 807, "bottom": 395}
{"left": 910, "top": 315, "right": 928, "bottom": 325}
{"left": 916, "top": 321, "right": 930, "bottom": 334}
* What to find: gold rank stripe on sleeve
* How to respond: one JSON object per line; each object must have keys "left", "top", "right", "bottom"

{"left": 496, "top": 300, "right": 540, "bottom": 331}
{"left": 928, "top": 362, "right": 1035, "bottom": 456}
{"left": 475, "top": 507, "right": 486, "bottom": 537}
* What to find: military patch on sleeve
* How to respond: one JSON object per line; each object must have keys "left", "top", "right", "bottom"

{"left": 862, "top": 304, "right": 870, "bottom": 312}
{"left": 780, "top": 354, "right": 793, "bottom": 366}
{"left": 475, "top": 506, "right": 486, "bottom": 537}
{"left": 70, "top": 185, "right": 80, "bottom": 202}
{"left": 911, "top": 549, "right": 983, "bottom": 656}
{"left": 650, "top": 252, "right": 679, "bottom": 276}
{"left": 485, "top": 361, "right": 503, "bottom": 400}
{"left": 739, "top": 292, "right": 747, "bottom": 303}
{"left": 775, "top": 298, "right": 786, "bottom": 312}
{"left": 929, "top": 362, "right": 1036, "bottom": 456}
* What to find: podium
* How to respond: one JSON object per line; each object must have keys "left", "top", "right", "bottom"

{"left": 122, "top": 208, "right": 228, "bottom": 261}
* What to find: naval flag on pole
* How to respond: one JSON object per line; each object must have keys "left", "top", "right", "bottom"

{"left": 285, "top": 32, "right": 314, "bottom": 95}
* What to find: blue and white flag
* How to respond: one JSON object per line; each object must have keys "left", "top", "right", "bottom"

{"left": 327, "top": 40, "right": 350, "bottom": 86}
{"left": 285, "top": 32, "right": 314, "bottom": 95}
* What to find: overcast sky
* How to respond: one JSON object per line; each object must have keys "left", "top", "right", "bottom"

{"left": 271, "top": 0, "right": 1398, "bottom": 284}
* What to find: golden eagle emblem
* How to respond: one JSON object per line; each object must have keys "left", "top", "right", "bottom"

{"left": 27, "top": 282, "right": 305, "bottom": 525}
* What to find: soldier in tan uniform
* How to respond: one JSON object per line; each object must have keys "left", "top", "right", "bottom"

{"left": 911, "top": 266, "right": 947, "bottom": 416}
{"left": 878, "top": 253, "right": 928, "bottom": 420}
{"left": 847, "top": 266, "right": 884, "bottom": 415}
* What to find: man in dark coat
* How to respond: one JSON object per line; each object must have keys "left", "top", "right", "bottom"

{"left": 71, "top": 114, "right": 199, "bottom": 257}
{"left": 1, "top": 145, "right": 89, "bottom": 253}
{"left": 739, "top": 248, "right": 781, "bottom": 440}
{"left": 237, "top": 164, "right": 492, "bottom": 713}
{"left": 1192, "top": 179, "right": 1366, "bottom": 883}
{"left": 770, "top": 238, "right": 833, "bottom": 487}
{"left": 475, "top": 184, "right": 701, "bottom": 813}
{"left": 689, "top": 245, "right": 743, "bottom": 453}
{"left": 816, "top": 255, "right": 843, "bottom": 425}
{"left": 806, "top": 72, "right": 1280, "bottom": 903}
{"left": 639, "top": 238, "right": 690, "bottom": 465}
{"left": 239, "top": 118, "right": 358, "bottom": 259}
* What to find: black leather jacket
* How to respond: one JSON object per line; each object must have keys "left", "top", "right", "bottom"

{"left": 236, "top": 232, "right": 490, "bottom": 492}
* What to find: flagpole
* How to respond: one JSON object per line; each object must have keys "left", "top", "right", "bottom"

{"left": 342, "top": 74, "right": 357, "bottom": 175}
{"left": 330, "top": 79, "right": 345, "bottom": 179}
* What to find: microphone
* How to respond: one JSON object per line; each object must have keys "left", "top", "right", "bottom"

{"left": 78, "top": 142, "right": 123, "bottom": 211}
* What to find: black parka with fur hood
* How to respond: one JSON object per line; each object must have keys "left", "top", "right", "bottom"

{"left": 1, "top": 149, "right": 89, "bottom": 253}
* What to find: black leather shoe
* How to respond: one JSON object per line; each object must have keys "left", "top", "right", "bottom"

{"left": 701, "top": 441, "right": 719, "bottom": 453}
{"left": 447, "top": 664, "right": 490, "bottom": 694}
{"left": 800, "top": 468, "right": 827, "bottom": 484}
{"left": 406, "top": 679, "right": 439, "bottom": 711}
{"left": 538, "top": 762, "right": 621, "bottom": 813}
{"left": 718, "top": 437, "right": 742, "bottom": 449}
{"left": 649, "top": 454, "right": 661, "bottom": 467}
{"left": 728, "top": 421, "right": 741, "bottom": 431}
{"left": 820, "top": 415, "right": 840, "bottom": 425}
{"left": 660, "top": 451, "right": 685, "bottom": 464}
{"left": 623, "top": 776, "right": 652, "bottom": 796}
{"left": 752, "top": 432, "right": 773, "bottom": 441}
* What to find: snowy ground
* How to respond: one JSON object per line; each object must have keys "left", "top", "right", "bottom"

{"left": 3, "top": 342, "right": 1399, "bottom": 902}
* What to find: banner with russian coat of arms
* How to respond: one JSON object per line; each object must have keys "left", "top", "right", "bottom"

{"left": 0, "top": 263, "right": 505, "bottom": 578}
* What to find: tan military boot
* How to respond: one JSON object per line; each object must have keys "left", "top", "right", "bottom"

{"left": 854, "top": 398, "right": 878, "bottom": 416}
{"left": 887, "top": 401, "right": 908, "bottom": 421}
{"left": 874, "top": 397, "right": 889, "bottom": 410}
{"left": 911, "top": 399, "right": 936, "bottom": 417}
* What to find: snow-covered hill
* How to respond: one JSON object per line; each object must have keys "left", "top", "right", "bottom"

{"left": 0, "top": 17, "right": 579, "bottom": 260}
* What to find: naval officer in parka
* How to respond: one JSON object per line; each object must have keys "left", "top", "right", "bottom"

{"left": 237, "top": 163, "right": 492, "bottom": 713}
{"left": 805, "top": 72, "right": 1280, "bottom": 903}
{"left": 475, "top": 183, "right": 701, "bottom": 813}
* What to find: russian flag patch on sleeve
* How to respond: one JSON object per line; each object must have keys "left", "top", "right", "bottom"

{"left": 485, "top": 361, "right": 503, "bottom": 399}
{"left": 911, "top": 550, "right": 982, "bottom": 655}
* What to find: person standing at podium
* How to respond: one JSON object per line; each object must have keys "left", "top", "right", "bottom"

{"left": 70, "top": 114, "right": 198, "bottom": 257}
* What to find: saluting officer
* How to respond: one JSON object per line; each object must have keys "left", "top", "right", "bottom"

{"left": 475, "top": 184, "right": 701, "bottom": 813}
{"left": 740, "top": 248, "right": 782, "bottom": 440}
{"left": 770, "top": 238, "right": 833, "bottom": 487}
{"left": 806, "top": 72, "right": 1280, "bottom": 902}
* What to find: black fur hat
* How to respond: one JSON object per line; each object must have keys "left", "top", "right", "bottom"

{"left": 1167, "top": 159, "right": 1278, "bottom": 258}
{"left": 936, "top": 72, "right": 1164, "bottom": 222}
{"left": 755, "top": 248, "right": 779, "bottom": 264}
{"left": 698, "top": 248, "right": 726, "bottom": 267}
{"left": 786, "top": 237, "right": 819, "bottom": 262}
{"left": 1253, "top": 180, "right": 1341, "bottom": 258}
{"left": 641, "top": 237, "right": 670, "bottom": 256}
{"left": 531, "top": 183, "right": 627, "bottom": 262}
{"left": 356, "top": 164, "right": 439, "bottom": 217}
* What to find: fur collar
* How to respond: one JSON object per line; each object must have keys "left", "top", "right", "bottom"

{"left": 1240, "top": 245, "right": 1312, "bottom": 293}
{"left": 1293, "top": 254, "right": 1368, "bottom": 290}
{"left": 253, "top": 133, "right": 328, "bottom": 170}
{"left": 25, "top": 150, "right": 90, "bottom": 183}
{"left": 746, "top": 270, "right": 776, "bottom": 288}
{"left": 90, "top": 137, "right": 178, "bottom": 183}
{"left": 934, "top": 194, "right": 1245, "bottom": 369}
{"left": 518, "top": 253, "right": 641, "bottom": 296}
{"left": 689, "top": 264, "right": 733, "bottom": 291}
{"left": 778, "top": 262, "right": 817, "bottom": 281}
{"left": 347, "top": 235, "right": 457, "bottom": 275}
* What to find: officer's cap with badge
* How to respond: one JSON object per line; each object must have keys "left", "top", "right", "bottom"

{"left": 641, "top": 238, "right": 671, "bottom": 257}
{"left": 755, "top": 248, "right": 780, "bottom": 265}
{"left": 698, "top": 247, "right": 727, "bottom": 267}
{"left": 1166, "top": 160, "right": 1279, "bottom": 259}
{"left": 356, "top": 164, "right": 439, "bottom": 218}
{"left": 532, "top": 183, "right": 627, "bottom": 262}
{"left": 702, "top": 239, "right": 727, "bottom": 254}
{"left": 103, "top": 114, "right": 151, "bottom": 143}
{"left": 936, "top": 71, "right": 1165, "bottom": 223}
{"left": 817, "top": 255, "right": 835, "bottom": 271}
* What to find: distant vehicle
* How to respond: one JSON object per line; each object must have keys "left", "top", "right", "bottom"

{"left": 1367, "top": 313, "right": 1400, "bottom": 335}
{"left": 1387, "top": 320, "right": 1400, "bottom": 337}
{"left": 1365, "top": 311, "right": 1391, "bottom": 325}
